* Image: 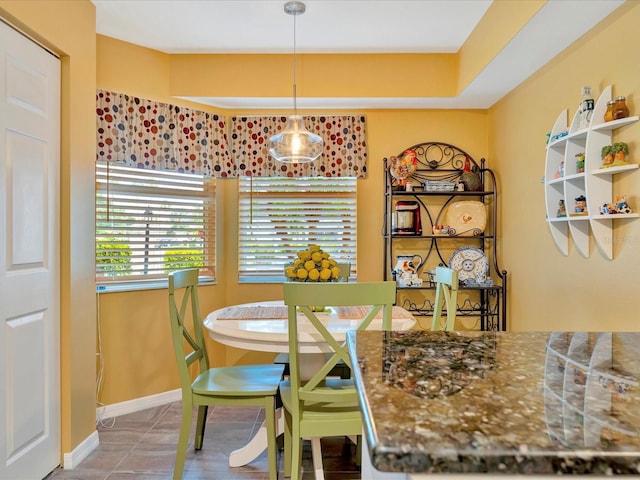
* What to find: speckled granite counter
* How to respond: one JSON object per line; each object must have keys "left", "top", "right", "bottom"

{"left": 346, "top": 330, "right": 640, "bottom": 477}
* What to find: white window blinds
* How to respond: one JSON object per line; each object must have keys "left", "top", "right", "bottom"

{"left": 96, "top": 161, "right": 215, "bottom": 287}
{"left": 238, "top": 177, "right": 357, "bottom": 281}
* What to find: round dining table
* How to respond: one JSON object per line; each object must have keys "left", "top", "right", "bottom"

{"left": 203, "top": 300, "right": 416, "bottom": 472}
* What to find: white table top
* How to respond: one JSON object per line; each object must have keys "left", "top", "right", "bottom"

{"left": 204, "top": 300, "right": 415, "bottom": 353}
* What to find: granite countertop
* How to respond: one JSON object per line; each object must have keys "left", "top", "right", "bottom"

{"left": 346, "top": 330, "right": 640, "bottom": 475}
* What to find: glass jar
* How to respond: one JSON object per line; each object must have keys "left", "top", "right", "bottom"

{"left": 613, "top": 96, "right": 629, "bottom": 120}
{"left": 604, "top": 100, "right": 615, "bottom": 122}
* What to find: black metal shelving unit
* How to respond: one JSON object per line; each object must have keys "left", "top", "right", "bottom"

{"left": 383, "top": 141, "right": 508, "bottom": 331}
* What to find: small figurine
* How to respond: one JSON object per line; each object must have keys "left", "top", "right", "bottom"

{"left": 574, "top": 195, "right": 587, "bottom": 215}
{"left": 459, "top": 156, "right": 482, "bottom": 191}
{"left": 615, "top": 195, "right": 632, "bottom": 214}
{"left": 575, "top": 153, "right": 585, "bottom": 173}
{"left": 554, "top": 160, "right": 565, "bottom": 179}
{"left": 557, "top": 199, "right": 566, "bottom": 217}
{"left": 396, "top": 260, "right": 423, "bottom": 287}
{"left": 600, "top": 196, "right": 633, "bottom": 215}
{"left": 601, "top": 145, "right": 615, "bottom": 167}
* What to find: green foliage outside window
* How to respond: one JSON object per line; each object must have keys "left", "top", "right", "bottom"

{"left": 97, "top": 239, "right": 132, "bottom": 276}
{"left": 164, "top": 249, "right": 204, "bottom": 273}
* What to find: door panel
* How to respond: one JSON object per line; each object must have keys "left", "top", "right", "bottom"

{"left": 0, "top": 21, "right": 60, "bottom": 480}
{"left": 7, "top": 131, "right": 46, "bottom": 267}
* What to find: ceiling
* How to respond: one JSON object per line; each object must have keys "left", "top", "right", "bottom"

{"left": 92, "top": 0, "right": 625, "bottom": 109}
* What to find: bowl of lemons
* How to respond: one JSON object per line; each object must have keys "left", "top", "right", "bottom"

{"left": 285, "top": 244, "right": 342, "bottom": 282}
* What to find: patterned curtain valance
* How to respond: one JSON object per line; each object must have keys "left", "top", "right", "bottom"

{"left": 230, "top": 115, "right": 368, "bottom": 178}
{"left": 96, "top": 89, "right": 233, "bottom": 177}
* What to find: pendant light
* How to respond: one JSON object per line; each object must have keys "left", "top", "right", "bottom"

{"left": 269, "top": 1, "right": 323, "bottom": 163}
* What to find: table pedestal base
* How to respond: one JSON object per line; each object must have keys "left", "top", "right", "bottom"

{"left": 228, "top": 406, "right": 325, "bottom": 480}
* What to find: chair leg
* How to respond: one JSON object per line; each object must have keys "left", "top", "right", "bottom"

{"left": 194, "top": 405, "right": 208, "bottom": 450}
{"left": 311, "top": 437, "right": 324, "bottom": 480}
{"left": 174, "top": 400, "right": 193, "bottom": 480}
{"left": 264, "top": 397, "right": 278, "bottom": 480}
{"left": 284, "top": 411, "right": 292, "bottom": 478}
{"left": 290, "top": 425, "right": 303, "bottom": 480}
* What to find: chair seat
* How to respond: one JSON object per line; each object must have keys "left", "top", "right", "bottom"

{"left": 274, "top": 352, "right": 352, "bottom": 379}
{"left": 192, "top": 364, "right": 284, "bottom": 396}
{"left": 280, "top": 379, "right": 360, "bottom": 416}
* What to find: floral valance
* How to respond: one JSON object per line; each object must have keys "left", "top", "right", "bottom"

{"left": 230, "top": 115, "right": 368, "bottom": 178}
{"left": 96, "top": 90, "right": 233, "bottom": 177}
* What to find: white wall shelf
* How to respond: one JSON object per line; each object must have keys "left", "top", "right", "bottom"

{"left": 544, "top": 86, "right": 639, "bottom": 260}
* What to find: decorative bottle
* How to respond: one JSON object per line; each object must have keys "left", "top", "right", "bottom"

{"left": 613, "top": 96, "right": 629, "bottom": 120}
{"left": 579, "top": 86, "right": 594, "bottom": 129}
{"left": 604, "top": 100, "right": 615, "bottom": 122}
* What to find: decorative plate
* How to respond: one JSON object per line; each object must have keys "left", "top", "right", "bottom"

{"left": 444, "top": 201, "right": 486, "bottom": 236}
{"left": 448, "top": 246, "right": 489, "bottom": 284}
{"left": 389, "top": 149, "right": 418, "bottom": 182}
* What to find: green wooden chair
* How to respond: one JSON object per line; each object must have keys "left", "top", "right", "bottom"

{"left": 280, "top": 281, "right": 395, "bottom": 480}
{"left": 334, "top": 262, "right": 351, "bottom": 282}
{"left": 431, "top": 266, "right": 459, "bottom": 331}
{"left": 275, "top": 262, "right": 352, "bottom": 378}
{"left": 168, "top": 269, "right": 284, "bottom": 480}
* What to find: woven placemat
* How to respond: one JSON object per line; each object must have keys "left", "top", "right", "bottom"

{"left": 335, "top": 306, "right": 414, "bottom": 319}
{"left": 216, "top": 305, "right": 288, "bottom": 320}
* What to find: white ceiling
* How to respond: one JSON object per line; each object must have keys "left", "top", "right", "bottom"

{"left": 92, "top": 0, "right": 625, "bottom": 109}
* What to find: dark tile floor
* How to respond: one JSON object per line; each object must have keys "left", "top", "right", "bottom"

{"left": 44, "top": 402, "right": 360, "bottom": 479}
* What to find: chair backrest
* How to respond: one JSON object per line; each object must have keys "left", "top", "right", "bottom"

{"left": 334, "top": 262, "right": 351, "bottom": 282}
{"left": 168, "top": 268, "right": 209, "bottom": 394}
{"left": 431, "top": 266, "right": 459, "bottom": 331}
{"left": 282, "top": 281, "right": 396, "bottom": 403}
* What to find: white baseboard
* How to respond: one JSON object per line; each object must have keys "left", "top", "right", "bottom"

{"left": 96, "top": 388, "right": 181, "bottom": 421}
{"left": 63, "top": 430, "right": 99, "bottom": 470}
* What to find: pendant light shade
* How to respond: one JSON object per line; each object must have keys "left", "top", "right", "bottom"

{"left": 268, "top": 115, "right": 323, "bottom": 163}
{"left": 269, "top": 1, "right": 323, "bottom": 163}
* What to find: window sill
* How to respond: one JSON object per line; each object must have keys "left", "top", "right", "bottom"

{"left": 96, "top": 277, "right": 216, "bottom": 293}
{"left": 238, "top": 277, "right": 287, "bottom": 284}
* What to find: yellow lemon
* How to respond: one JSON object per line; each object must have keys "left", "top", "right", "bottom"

{"left": 293, "top": 258, "right": 303, "bottom": 267}
{"left": 321, "top": 259, "right": 330, "bottom": 269}
{"left": 329, "top": 259, "right": 337, "bottom": 267}
{"left": 308, "top": 269, "right": 320, "bottom": 281}
{"left": 311, "top": 252, "right": 323, "bottom": 263}
{"left": 304, "top": 260, "right": 316, "bottom": 271}
{"left": 320, "top": 268, "right": 332, "bottom": 281}
{"left": 297, "top": 269, "right": 308, "bottom": 280}
{"left": 331, "top": 266, "right": 341, "bottom": 278}
{"left": 285, "top": 266, "right": 297, "bottom": 278}
{"left": 298, "top": 250, "right": 311, "bottom": 261}
{"left": 309, "top": 244, "right": 321, "bottom": 252}
{"left": 322, "top": 252, "right": 330, "bottom": 259}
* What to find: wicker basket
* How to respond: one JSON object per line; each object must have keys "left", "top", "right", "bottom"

{"left": 423, "top": 180, "right": 456, "bottom": 192}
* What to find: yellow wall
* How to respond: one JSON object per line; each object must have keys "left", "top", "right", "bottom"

{"left": 489, "top": 1, "right": 640, "bottom": 331}
{"left": 96, "top": 35, "right": 489, "bottom": 405}
{"left": 0, "top": 0, "right": 96, "bottom": 460}
{"left": 169, "top": 53, "right": 458, "bottom": 99}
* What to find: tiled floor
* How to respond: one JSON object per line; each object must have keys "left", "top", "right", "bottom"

{"left": 44, "top": 402, "right": 361, "bottom": 479}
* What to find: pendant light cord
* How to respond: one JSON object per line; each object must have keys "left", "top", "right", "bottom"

{"left": 292, "top": 9, "right": 298, "bottom": 116}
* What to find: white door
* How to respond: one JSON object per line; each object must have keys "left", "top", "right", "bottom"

{"left": 0, "top": 21, "right": 61, "bottom": 480}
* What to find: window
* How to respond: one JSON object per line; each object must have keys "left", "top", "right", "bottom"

{"left": 238, "top": 176, "right": 357, "bottom": 282}
{"left": 96, "top": 162, "right": 215, "bottom": 289}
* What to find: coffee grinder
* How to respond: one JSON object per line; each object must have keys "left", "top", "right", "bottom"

{"left": 392, "top": 201, "right": 421, "bottom": 235}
